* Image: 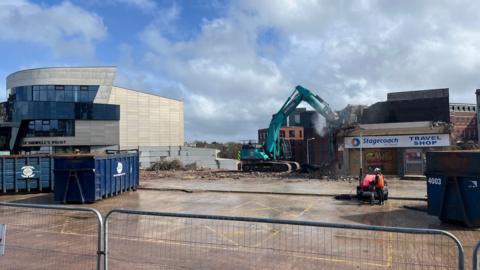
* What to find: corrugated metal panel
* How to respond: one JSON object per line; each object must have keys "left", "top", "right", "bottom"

{"left": 54, "top": 153, "right": 139, "bottom": 203}
{"left": 0, "top": 155, "right": 53, "bottom": 193}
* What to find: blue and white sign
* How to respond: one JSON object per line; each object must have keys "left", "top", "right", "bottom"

{"left": 113, "top": 161, "right": 126, "bottom": 177}
{"left": 345, "top": 134, "right": 450, "bottom": 148}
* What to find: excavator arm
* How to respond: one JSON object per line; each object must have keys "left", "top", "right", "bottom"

{"left": 264, "top": 85, "right": 337, "bottom": 160}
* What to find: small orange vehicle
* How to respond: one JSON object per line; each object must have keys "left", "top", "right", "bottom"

{"left": 356, "top": 174, "right": 389, "bottom": 204}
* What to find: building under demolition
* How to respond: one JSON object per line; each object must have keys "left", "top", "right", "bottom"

{"left": 340, "top": 88, "right": 463, "bottom": 177}
{"left": 259, "top": 87, "right": 479, "bottom": 177}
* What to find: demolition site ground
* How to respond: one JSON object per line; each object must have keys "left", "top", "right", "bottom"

{"left": 0, "top": 170, "right": 478, "bottom": 269}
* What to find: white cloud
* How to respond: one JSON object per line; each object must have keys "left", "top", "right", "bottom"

{"left": 118, "top": 0, "right": 480, "bottom": 141}
{"left": 0, "top": 0, "right": 106, "bottom": 58}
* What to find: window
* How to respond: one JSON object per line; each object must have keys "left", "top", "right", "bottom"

{"left": 55, "top": 89, "right": 65, "bottom": 101}
{"left": 32, "top": 86, "right": 40, "bottom": 101}
{"left": 39, "top": 85, "right": 47, "bottom": 101}
{"left": 65, "top": 86, "right": 74, "bottom": 101}
{"left": 280, "top": 130, "right": 285, "bottom": 138}
{"left": 25, "top": 119, "right": 75, "bottom": 137}
{"left": 11, "top": 85, "right": 100, "bottom": 103}
{"left": 299, "top": 130, "right": 302, "bottom": 137}
{"left": 289, "top": 130, "right": 295, "bottom": 138}
{"left": 79, "top": 86, "right": 89, "bottom": 102}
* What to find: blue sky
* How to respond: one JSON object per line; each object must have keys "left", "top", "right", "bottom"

{"left": 1, "top": 0, "right": 480, "bottom": 142}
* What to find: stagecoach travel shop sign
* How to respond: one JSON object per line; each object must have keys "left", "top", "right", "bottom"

{"left": 344, "top": 134, "right": 450, "bottom": 149}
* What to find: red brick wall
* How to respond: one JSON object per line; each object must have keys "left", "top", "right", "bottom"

{"left": 450, "top": 107, "right": 478, "bottom": 142}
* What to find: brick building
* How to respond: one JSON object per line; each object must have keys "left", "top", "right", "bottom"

{"left": 450, "top": 103, "right": 478, "bottom": 143}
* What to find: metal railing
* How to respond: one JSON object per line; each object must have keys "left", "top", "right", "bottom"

{"left": 473, "top": 240, "right": 480, "bottom": 270}
{"left": 0, "top": 202, "right": 103, "bottom": 270}
{"left": 104, "top": 208, "right": 465, "bottom": 270}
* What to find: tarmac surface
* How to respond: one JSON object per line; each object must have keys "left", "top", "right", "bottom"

{"left": 0, "top": 176, "right": 477, "bottom": 269}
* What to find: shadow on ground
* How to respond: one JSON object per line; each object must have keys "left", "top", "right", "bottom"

{"left": 6, "top": 193, "right": 58, "bottom": 205}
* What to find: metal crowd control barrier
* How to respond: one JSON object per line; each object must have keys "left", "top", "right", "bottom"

{"left": 473, "top": 240, "right": 480, "bottom": 270}
{"left": 104, "top": 209, "right": 465, "bottom": 270}
{"left": 0, "top": 202, "right": 103, "bottom": 270}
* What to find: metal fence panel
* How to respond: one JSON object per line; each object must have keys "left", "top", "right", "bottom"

{"left": 105, "top": 209, "right": 464, "bottom": 270}
{"left": 473, "top": 240, "right": 480, "bottom": 270}
{"left": 0, "top": 202, "right": 102, "bottom": 270}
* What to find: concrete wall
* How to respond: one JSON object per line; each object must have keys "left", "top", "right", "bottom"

{"left": 21, "top": 120, "right": 119, "bottom": 147}
{"left": 6, "top": 67, "right": 116, "bottom": 103}
{"left": 109, "top": 86, "right": 184, "bottom": 149}
{"left": 139, "top": 146, "right": 239, "bottom": 170}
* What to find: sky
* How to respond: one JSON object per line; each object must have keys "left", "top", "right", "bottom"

{"left": 0, "top": 0, "right": 480, "bottom": 142}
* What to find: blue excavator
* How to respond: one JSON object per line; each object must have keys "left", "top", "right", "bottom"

{"left": 240, "top": 85, "right": 338, "bottom": 172}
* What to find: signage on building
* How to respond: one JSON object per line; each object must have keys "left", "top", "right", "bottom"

{"left": 344, "top": 134, "right": 450, "bottom": 149}
{"left": 22, "top": 140, "right": 67, "bottom": 146}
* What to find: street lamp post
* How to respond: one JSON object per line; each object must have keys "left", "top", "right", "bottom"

{"left": 359, "top": 132, "right": 363, "bottom": 186}
{"left": 307, "top": 137, "right": 315, "bottom": 164}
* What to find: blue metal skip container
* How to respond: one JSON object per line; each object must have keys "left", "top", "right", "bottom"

{"left": 0, "top": 155, "right": 54, "bottom": 194}
{"left": 426, "top": 151, "right": 480, "bottom": 227}
{"left": 54, "top": 153, "right": 139, "bottom": 203}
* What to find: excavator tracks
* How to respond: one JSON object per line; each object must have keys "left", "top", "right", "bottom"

{"left": 241, "top": 161, "right": 300, "bottom": 173}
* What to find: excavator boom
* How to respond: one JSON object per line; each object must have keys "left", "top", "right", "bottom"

{"left": 241, "top": 85, "right": 337, "bottom": 172}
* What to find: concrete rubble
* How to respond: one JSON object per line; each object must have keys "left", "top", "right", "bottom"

{"left": 139, "top": 146, "right": 239, "bottom": 170}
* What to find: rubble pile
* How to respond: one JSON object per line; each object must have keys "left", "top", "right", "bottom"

{"left": 140, "top": 166, "right": 356, "bottom": 182}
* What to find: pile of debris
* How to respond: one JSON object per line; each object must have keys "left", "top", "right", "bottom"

{"left": 296, "top": 162, "right": 356, "bottom": 181}
{"left": 148, "top": 159, "right": 198, "bottom": 172}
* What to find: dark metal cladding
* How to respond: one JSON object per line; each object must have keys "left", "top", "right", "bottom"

{"left": 426, "top": 151, "right": 480, "bottom": 176}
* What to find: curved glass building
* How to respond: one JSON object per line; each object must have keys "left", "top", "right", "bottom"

{"left": 1, "top": 67, "right": 184, "bottom": 153}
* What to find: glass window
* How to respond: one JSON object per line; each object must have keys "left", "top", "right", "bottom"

{"left": 47, "top": 85, "right": 55, "bottom": 101}
{"left": 55, "top": 89, "right": 65, "bottom": 101}
{"left": 14, "top": 87, "right": 23, "bottom": 100}
{"left": 289, "top": 130, "right": 295, "bottom": 138}
{"left": 26, "top": 86, "right": 32, "bottom": 100}
{"left": 26, "top": 119, "right": 74, "bottom": 137}
{"left": 33, "top": 89, "right": 40, "bottom": 101}
{"left": 42, "top": 120, "right": 50, "bottom": 132}
{"left": 39, "top": 85, "right": 47, "bottom": 101}
{"left": 79, "top": 90, "right": 89, "bottom": 102}
{"left": 50, "top": 120, "right": 58, "bottom": 136}
{"left": 34, "top": 120, "right": 42, "bottom": 131}
{"left": 55, "top": 85, "right": 64, "bottom": 90}
{"left": 89, "top": 90, "right": 97, "bottom": 101}
{"left": 65, "top": 87, "right": 74, "bottom": 101}
{"left": 65, "top": 120, "right": 74, "bottom": 136}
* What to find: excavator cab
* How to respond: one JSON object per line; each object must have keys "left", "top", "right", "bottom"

{"left": 240, "top": 141, "right": 268, "bottom": 161}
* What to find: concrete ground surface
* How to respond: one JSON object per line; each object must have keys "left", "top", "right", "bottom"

{"left": 140, "top": 177, "right": 428, "bottom": 200}
{"left": 0, "top": 175, "right": 477, "bottom": 269}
